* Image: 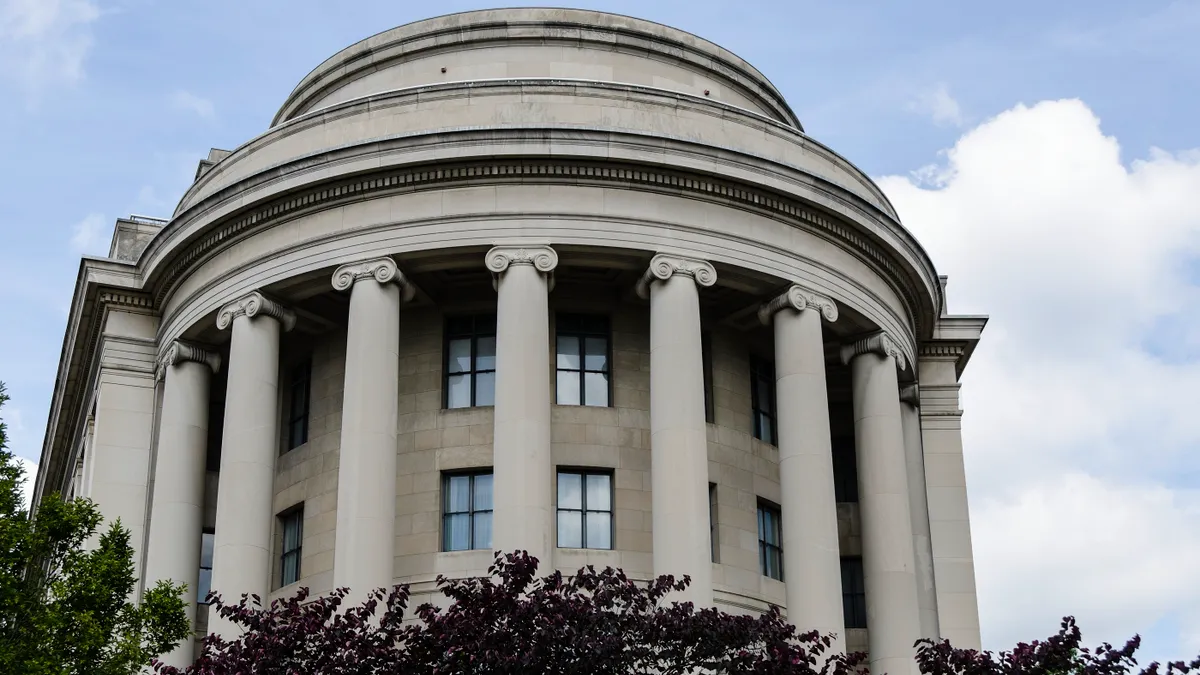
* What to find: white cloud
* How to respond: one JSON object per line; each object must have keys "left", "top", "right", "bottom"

{"left": 69, "top": 212, "right": 107, "bottom": 254}
{"left": 170, "top": 89, "right": 215, "bottom": 119}
{"left": 909, "top": 82, "right": 964, "bottom": 127}
{"left": 0, "top": 0, "right": 101, "bottom": 93}
{"left": 877, "top": 99, "right": 1200, "bottom": 660}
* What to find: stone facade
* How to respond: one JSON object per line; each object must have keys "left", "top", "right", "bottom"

{"left": 33, "top": 9, "right": 987, "bottom": 673}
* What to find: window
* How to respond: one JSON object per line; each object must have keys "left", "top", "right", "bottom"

{"left": 555, "top": 314, "right": 611, "bottom": 407}
{"left": 287, "top": 359, "right": 311, "bottom": 450}
{"left": 757, "top": 500, "right": 783, "bottom": 581}
{"left": 197, "top": 530, "right": 214, "bottom": 604}
{"left": 279, "top": 507, "right": 303, "bottom": 587}
{"left": 556, "top": 470, "right": 612, "bottom": 549}
{"left": 709, "top": 482, "right": 720, "bottom": 563}
{"left": 445, "top": 315, "right": 497, "bottom": 409}
{"left": 750, "top": 356, "right": 777, "bottom": 444}
{"left": 832, "top": 436, "right": 859, "bottom": 503}
{"left": 702, "top": 331, "right": 715, "bottom": 423}
{"left": 442, "top": 471, "right": 493, "bottom": 551}
{"left": 841, "top": 556, "right": 867, "bottom": 629}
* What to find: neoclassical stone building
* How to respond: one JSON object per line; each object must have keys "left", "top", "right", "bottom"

{"left": 34, "top": 9, "right": 986, "bottom": 672}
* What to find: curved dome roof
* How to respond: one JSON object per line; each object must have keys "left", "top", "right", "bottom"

{"left": 272, "top": 7, "right": 802, "bottom": 130}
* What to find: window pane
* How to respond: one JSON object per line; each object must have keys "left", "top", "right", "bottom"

{"left": 475, "top": 371, "right": 496, "bottom": 406}
{"left": 756, "top": 376, "right": 773, "bottom": 410}
{"left": 291, "top": 382, "right": 308, "bottom": 417}
{"left": 197, "top": 568, "right": 212, "bottom": 603}
{"left": 556, "top": 336, "right": 581, "bottom": 369}
{"left": 583, "top": 372, "right": 609, "bottom": 407}
{"left": 473, "top": 473, "right": 493, "bottom": 511}
{"left": 447, "top": 374, "right": 471, "bottom": 409}
{"left": 444, "top": 513, "right": 471, "bottom": 551}
{"left": 448, "top": 338, "right": 472, "bottom": 374}
{"left": 282, "top": 553, "right": 299, "bottom": 586}
{"left": 446, "top": 475, "right": 471, "bottom": 513}
{"left": 556, "top": 371, "right": 581, "bottom": 405}
{"left": 584, "top": 337, "right": 608, "bottom": 371}
{"left": 758, "top": 413, "right": 773, "bottom": 444}
{"left": 557, "top": 510, "right": 583, "bottom": 548}
{"left": 283, "top": 514, "right": 302, "bottom": 551}
{"left": 585, "top": 512, "right": 612, "bottom": 549}
{"left": 475, "top": 336, "right": 497, "bottom": 371}
{"left": 200, "top": 532, "right": 214, "bottom": 567}
{"left": 557, "top": 472, "right": 582, "bottom": 509}
{"left": 585, "top": 473, "right": 611, "bottom": 511}
{"left": 473, "top": 512, "right": 493, "bottom": 550}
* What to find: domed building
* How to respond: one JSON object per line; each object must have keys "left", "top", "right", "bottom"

{"left": 34, "top": 9, "right": 986, "bottom": 672}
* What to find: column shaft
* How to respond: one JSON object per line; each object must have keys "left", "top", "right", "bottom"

{"left": 489, "top": 247, "right": 556, "bottom": 566}
{"left": 210, "top": 293, "right": 292, "bottom": 638}
{"left": 901, "top": 390, "right": 940, "bottom": 641}
{"left": 145, "top": 345, "right": 217, "bottom": 668}
{"left": 642, "top": 255, "right": 715, "bottom": 606}
{"left": 765, "top": 289, "right": 844, "bottom": 651}
{"left": 332, "top": 260, "right": 404, "bottom": 595}
{"left": 844, "top": 334, "right": 921, "bottom": 675}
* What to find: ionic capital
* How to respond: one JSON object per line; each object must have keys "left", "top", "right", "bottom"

{"left": 157, "top": 341, "right": 221, "bottom": 381}
{"left": 635, "top": 254, "right": 717, "bottom": 299}
{"left": 900, "top": 384, "right": 920, "bottom": 407}
{"left": 216, "top": 291, "right": 296, "bottom": 332}
{"left": 757, "top": 284, "right": 838, "bottom": 325}
{"left": 840, "top": 331, "right": 908, "bottom": 372}
{"left": 331, "top": 257, "right": 415, "bottom": 301}
{"left": 485, "top": 245, "right": 559, "bottom": 275}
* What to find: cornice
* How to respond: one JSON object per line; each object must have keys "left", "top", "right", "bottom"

{"left": 216, "top": 291, "right": 296, "bottom": 332}
{"left": 635, "top": 254, "right": 717, "bottom": 299}
{"left": 757, "top": 283, "right": 838, "bottom": 325}
{"left": 841, "top": 331, "right": 908, "bottom": 372}
{"left": 331, "top": 257, "right": 416, "bottom": 301}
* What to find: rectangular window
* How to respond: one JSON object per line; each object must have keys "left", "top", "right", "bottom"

{"left": 445, "top": 315, "right": 497, "bottom": 409}
{"left": 841, "top": 556, "right": 867, "bottom": 629}
{"left": 832, "top": 436, "right": 859, "bottom": 503}
{"left": 556, "top": 470, "right": 613, "bottom": 549}
{"left": 757, "top": 500, "right": 783, "bottom": 581}
{"left": 197, "top": 530, "right": 214, "bottom": 604}
{"left": 709, "top": 482, "right": 720, "bottom": 563}
{"left": 701, "top": 331, "right": 715, "bottom": 423}
{"left": 555, "top": 314, "right": 611, "bottom": 407}
{"left": 287, "top": 359, "right": 311, "bottom": 450}
{"left": 442, "top": 471, "right": 494, "bottom": 551}
{"left": 279, "top": 507, "right": 303, "bottom": 587}
{"left": 750, "top": 356, "right": 777, "bottom": 445}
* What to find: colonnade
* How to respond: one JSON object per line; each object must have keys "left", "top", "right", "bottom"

{"left": 144, "top": 247, "right": 935, "bottom": 673}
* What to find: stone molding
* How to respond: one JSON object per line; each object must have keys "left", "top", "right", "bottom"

{"left": 635, "top": 254, "right": 717, "bottom": 299}
{"left": 215, "top": 291, "right": 296, "bottom": 332}
{"left": 900, "top": 384, "right": 920, "bottom": 407}
{"left": 840, "top": 331, "right": 908, "bottom": 372}
{"left": 331, "top": 257, "right": 416, "bottom": 301}
{"left": 485, "top": 246, "right": 559, "bottom": 290}
{"left": 156, "top": 341, "right": 221, "bottom": 382}
{"left": 757, "top": 284, "right": 839, "bottom": 325}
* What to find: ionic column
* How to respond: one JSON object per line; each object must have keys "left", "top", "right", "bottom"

{"left": 758, "top": 285, "right": 844, "bottom": 652}
{"left": 487, "top": 246, "right": 558, "bottom": 566}
{"left": 209, "top": 292, "right": 295, "bottom": 639}
{"left": 900, "top": 385, "right": 940, "bottom": 641}
{"left": 145, "top": 341, "right": 220, "bottom": 668}
{"left": 636, "top": 254, "right": 716, "bottom": 607}
{"left": 841, "top": 333, "right": 921, "bottom": 675}
{"left": 331, "top": 258, "right": 411, "bottom": 596}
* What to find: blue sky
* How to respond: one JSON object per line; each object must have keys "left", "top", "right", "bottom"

{"left": 2, "top": 0, "right": 1199, "bottom": 663}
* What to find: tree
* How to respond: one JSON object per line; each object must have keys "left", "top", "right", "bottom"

{"left": 0, "top": 381, "right": 190, "bottom": 675}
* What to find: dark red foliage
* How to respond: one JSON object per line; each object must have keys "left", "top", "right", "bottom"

{"left": 154, "top": 550, "right": 863, "bottom": 675}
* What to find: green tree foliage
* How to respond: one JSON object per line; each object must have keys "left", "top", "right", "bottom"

{"left": 0, "top": 382, "right": 189, "bottom": 674}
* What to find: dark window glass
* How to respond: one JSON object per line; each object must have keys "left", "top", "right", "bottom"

{"left": 445, "top": 315, "right": 497, "bottom": 409}
{"left": 555, "top": 314, "right": 611, "bottom": 407}
{"left": 206, "top": 368, "right": 227, "bottom": 471}
{"left": 750, "top": 356, "right": 777, "bottom": 445}
{"left": 279, "top": 507, "right": 303, "bottom": 587}
{"left": 197, "top": 530, "right": 214, "bottom": 604}
{"left": 757, "top": 501, "right": 783, "bottom": 581}
{"left": 841, "top": 556, "right": 867, "bottom": 629}
{"left": 287, "top": 359, "right": 311, "bottom": 450}
{"left": 442, "top": 471, "right": 494, "bottom": 551}
{"left": 557, "top": 470, "right": 612, "bottom": 549}
{"left": 709, "top": 482, "right": 720, "bottom": 563}
{"left": 702, "top": 331, "right": 715, "bottom": 423}
{"left": 833, "top": 436, "right": 859, "bottom": 503}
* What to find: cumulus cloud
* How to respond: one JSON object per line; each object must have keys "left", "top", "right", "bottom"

{"left": 170, "top": 89, "right": 215, "bottom": 119}
{"left": 0, "top": 0, "right": 101, "bottom": 94}
{"left": 909, "top": 82, "right": 964, "bottom": 127}
{"left": 69, "top": 212, "right": 108, "bottom": 254}
{"left": 877, "top": 99, "right": 1200, "bottom": 659}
